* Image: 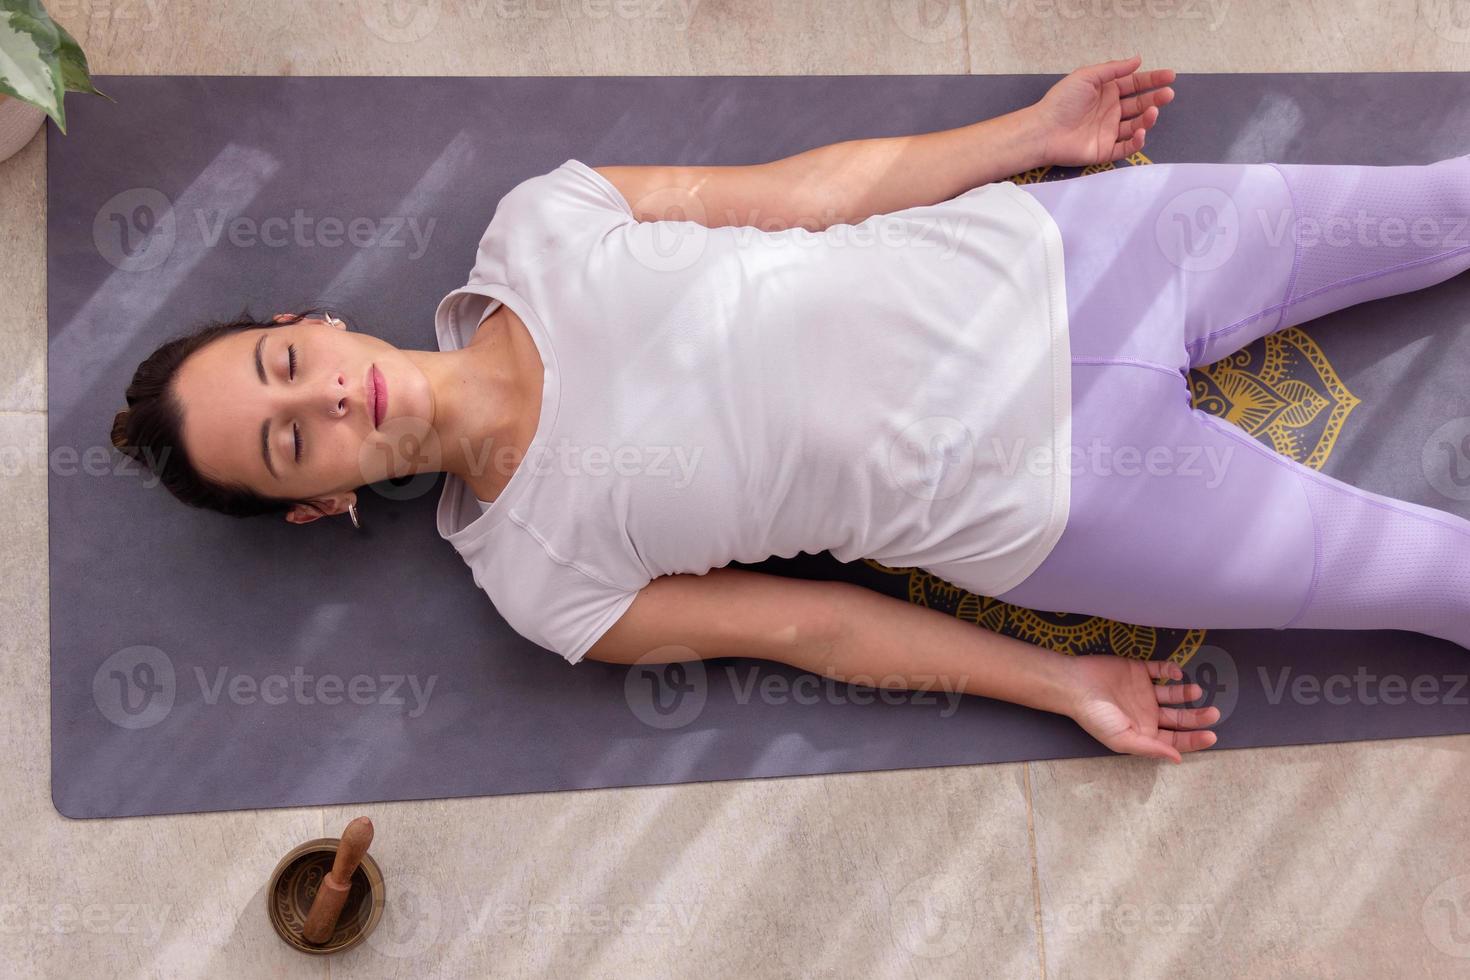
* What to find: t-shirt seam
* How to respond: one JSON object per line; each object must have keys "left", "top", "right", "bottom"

{"left": 505, "top": 510, "right": 643, "bottom": 594}
{"left": 436, "top": 282, "right": 564, "bottom": 540}
{"left": 564, "top": 589, "right": 640, "bottom": 665}
{"left": 563, "top": 158, "right": 637, "bottom": 219}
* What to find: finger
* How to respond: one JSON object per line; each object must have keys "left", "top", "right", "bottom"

{"left": 1155, "top": 682, "right": 1205, "bottom": 705}
{"left": 1158, "top": 728, "right": 1219, "bottom": 754}
{"left": 1110, "top": 730, "right": 1184, "bottom": 764}
{"left": 1118, "top": 106, "right": 1159, "bottom": 139}
{"left": 1145, "top": 659, "right": 1184, "bottom": 681}
{"left": 1083, "top": 55, "right": 1143, "bottom": 85}
{"left": 1116, "top": 67, "right": 1177, "bottom": 97}
{"left": 1120, "top": 85, "right": 1174, "bottom": 119}
{"left": 1158, "top": 705, "right": 1221, "bottom": 730}
{"left": 1109, "top": 127, "right": 1146, "bottom": 160}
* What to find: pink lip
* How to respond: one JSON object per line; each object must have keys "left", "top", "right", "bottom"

{"left": 370, "top": 364, "right": 387, "bottom": 428}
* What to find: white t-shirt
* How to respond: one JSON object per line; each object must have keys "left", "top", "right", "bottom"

{"left": 434, "top": 158, "right": 1070, "bottom": 664}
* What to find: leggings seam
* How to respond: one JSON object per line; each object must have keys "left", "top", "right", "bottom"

{"left": 1269, "top": 161, "right": 1304, "bottom": 338}
{"left": 1185, "top": 162, "right": 1470, "bottom": 360}
{"left": 1195, "top": 409, "right": 1470, "bottom": 539}
{"left": 1071, "top": 355, "right": 1186, "bottom": 381}
{"left": 1193, "top": 411, "right": 1323, "bottom": 629}
{"left": 1185, "top": 162, "right": 1303, "bottom": 360}
{"left": 1193, "top": 409, "right": 1470, "bottom": 629}
{"left": 1189, "top": 241, "right": 1470, "bottom": 358}
{"left": 1293, "top": 463, "right": 1470, "bottom": 539}
{"left": 1281, "top": 472, "right": 1324, "bottom": 630}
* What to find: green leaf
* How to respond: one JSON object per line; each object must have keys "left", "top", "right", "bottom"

{"left": 52, "top": 14, "right": 108, "bottom": 102}
{"left": 0, "top": 6, "right": 65, "bottom": 131}
{"left": 0, "top": 1, "right": 113, "bottom": 132}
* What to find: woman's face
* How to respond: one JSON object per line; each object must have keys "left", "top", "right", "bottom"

{"left": 173, "top": 314, "right": 433, "bottom": 519}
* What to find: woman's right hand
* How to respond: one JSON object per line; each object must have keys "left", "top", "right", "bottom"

{"left": 1029, "top": 55, "right": 1175, "bottom": 168}
{"left": 1062, "top": 654, "right": 1220, "bottom": 763}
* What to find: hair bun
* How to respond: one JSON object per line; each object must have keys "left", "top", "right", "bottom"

{"left": 111, "top": 408, "right": 145, "bottom": 462}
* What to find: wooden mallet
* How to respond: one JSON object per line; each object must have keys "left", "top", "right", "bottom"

{"left": 302, "top": 816, "right": 375, "bottom": 945}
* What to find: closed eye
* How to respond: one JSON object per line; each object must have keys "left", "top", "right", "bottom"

{"left": 288, "top": 343, "right": 298, "bottom": 380}
{"left": 293, "top": 422, "right": 302, "bottom": 463}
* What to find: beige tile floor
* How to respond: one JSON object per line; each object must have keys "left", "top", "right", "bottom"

{"left": 4, "top": 1, "right": 1470, "bottom": 976}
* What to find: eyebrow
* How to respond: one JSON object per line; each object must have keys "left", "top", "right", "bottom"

{"left": 254, "top": 333, "right": 279, "bottom": 481}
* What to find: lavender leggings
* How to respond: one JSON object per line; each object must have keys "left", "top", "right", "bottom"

{"left": 993, "top": 155, "right": 1470, "bottom": 650}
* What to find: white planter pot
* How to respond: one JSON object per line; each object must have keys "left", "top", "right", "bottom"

{"left": 0, "top": 95, "right": 47, "bottom": 164}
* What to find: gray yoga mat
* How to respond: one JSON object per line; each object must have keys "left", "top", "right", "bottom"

{"left": 48, "top": 73, "right": 1470, "bottom": 819}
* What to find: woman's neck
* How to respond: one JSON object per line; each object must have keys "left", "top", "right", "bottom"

{"left": 402, "top": 307, "right": 543, "bottom": 499}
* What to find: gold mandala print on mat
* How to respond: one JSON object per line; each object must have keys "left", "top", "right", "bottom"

{"left": 1189, "top": 326, "right": 1360, "bottom": 470}
{"left": 865, "top": 153, "right": 1363, "bottom": 669}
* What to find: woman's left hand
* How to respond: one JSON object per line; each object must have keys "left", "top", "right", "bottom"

{"left": 1063, "top": 654, "right": 1219, "bottom": 763}
{"left": 1030, "top": 55, "right": 1176, "bottom": 168}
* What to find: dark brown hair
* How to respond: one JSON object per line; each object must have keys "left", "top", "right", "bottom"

{"left": 110, "top": 306, "right": 337, "bottom": 519}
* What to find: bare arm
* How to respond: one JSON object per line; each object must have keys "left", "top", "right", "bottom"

{"left": 593, "top": 56, "right": 1175, "bottom": 232}
{"left": 585, "top": 567, "right": 1218, "bottom": 763}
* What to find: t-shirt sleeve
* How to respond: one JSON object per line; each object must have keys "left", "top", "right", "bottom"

{"left": 470, "top": 522, "right": 642, "bottom": 665}
{"left": 468, "top": 158, "right": 636, "bottom": 290}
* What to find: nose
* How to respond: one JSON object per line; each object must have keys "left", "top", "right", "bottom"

{"left": 274, "top": 371, "right": 349, "bottom": 419}
{"left": 328, "top": 372, "right": 347, "bottom": 417}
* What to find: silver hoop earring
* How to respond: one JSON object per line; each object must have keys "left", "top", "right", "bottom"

{"left": 348, "top": 502, "right": 361, "bottom": 529}
{"left": 324, "top": 311, "right": 344, "bottom": 329}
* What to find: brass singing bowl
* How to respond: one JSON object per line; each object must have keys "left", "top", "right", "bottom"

{"left": 266, "top": 837, "right": 386, "bottom": 955}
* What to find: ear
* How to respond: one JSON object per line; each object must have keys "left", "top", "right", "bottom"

{"left": 283, "top": 491, "right": 358, "bottom": 525}
{"left": 271, "top": 313, "right": 294, "bottom": 324}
